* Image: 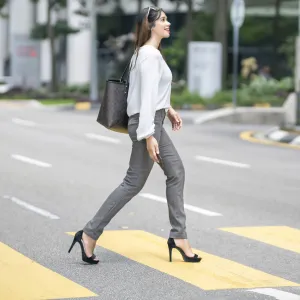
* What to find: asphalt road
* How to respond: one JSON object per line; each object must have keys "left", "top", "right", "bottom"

{"left": 1, "top": 102, "right": 300, "bottom": 300}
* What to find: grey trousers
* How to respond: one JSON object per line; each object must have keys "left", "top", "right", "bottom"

{"left": 83, "top": 109, "right": 187, "bottom": 240}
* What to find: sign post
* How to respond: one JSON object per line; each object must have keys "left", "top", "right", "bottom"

{"left": 230, "top": 0, "right": 245, "bottom": 108}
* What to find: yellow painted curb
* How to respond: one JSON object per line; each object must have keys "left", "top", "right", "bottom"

{"left": 240, "top": 131, "right": 300, "bottom": 150}
{"left": 75, "top": 102, "right": 91, "bottom": 110}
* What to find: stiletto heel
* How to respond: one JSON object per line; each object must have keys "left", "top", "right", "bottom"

{"left": 68, "top": 238, "right": 76, "bottom": 253}
{"left": 68, "top": 230, "right": 99, "bottom": 264}
{"left": 167, "top": 238, "right": 202, "bottom": 263}
{"left": 168, "top": 244, "right": 172, "bottom": 262}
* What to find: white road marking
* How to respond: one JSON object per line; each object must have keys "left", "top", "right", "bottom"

{"left": 3, "top": 195, "right": 59, "bottom": 220}
{"left": 195, "top": 155, "right": 250, "bottom": 169}
{"left": 139, "top": 193, "right": 222, "bottom": 217}
{"left": 248, "top": 288, "right": 300, "bottom": 300}
{"left": 11, "top": 154, "right": 52, "bottom": 168}
{"left": 85, "top": 133, "right": 121, "bottom": 144}
{"left": 12, "top": 118, "right": 36, "bottom": 127}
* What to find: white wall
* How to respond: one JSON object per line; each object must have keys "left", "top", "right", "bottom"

{"left": 66, "top": 0, "right": 91, "bottom": 85}
{"left": 9, "top": 0, "right": 34, "bottom": 37}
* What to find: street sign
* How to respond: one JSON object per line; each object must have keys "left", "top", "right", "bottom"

{"left": 230, "top": 0, "right": 245, "bottom": 28}
{"left": 188, "top": 42, "right": 222, "bottom": 98}
{"left": 10, "top": 35, "right": 40, "bottom": 89}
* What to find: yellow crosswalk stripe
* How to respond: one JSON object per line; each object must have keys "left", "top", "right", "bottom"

{"left": 221, "top": 226, "right": 300, "bottom": 254}
{"left": 67, "top": 230, "right": 299, "bottom": 290}
{"left": 0, "top": 242, "right": 97, "bottom": 300}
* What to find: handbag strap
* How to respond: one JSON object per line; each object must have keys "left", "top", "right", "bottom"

{"left": 120, "top": 60, "right": 132, "bottom": 83}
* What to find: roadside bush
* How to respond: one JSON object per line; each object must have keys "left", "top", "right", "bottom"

{"left": 205, "top": 88, "right": 284, "bottom": 107}
{"left": 60, "top": 84, "right": 89, "bottom": 94}
{"left": 171, "top": 88, "right": 205, "bottom": 107}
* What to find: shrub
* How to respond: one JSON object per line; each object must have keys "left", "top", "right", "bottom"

{"left": 171, "top": 88, "right": 205, "bottom": 107}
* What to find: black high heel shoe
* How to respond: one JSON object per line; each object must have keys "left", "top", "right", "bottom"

{"left": 167, "top": 238, "right": 202, "bottom": 263}
{"left": 68, "top": 230, "right": 99, "bottom": 264}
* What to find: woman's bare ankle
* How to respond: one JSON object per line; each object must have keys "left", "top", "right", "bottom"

{"left": 82, "top": 232, "right": 95, "bottom": 243}
{"left": 82, "top": 232, "right": 96, "bottom": 255}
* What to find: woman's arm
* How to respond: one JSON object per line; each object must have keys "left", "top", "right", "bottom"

{"left": 136, "top": 53, "right": 161, "bottom": 141}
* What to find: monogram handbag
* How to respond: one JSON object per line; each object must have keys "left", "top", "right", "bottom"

{"left": 96, "top": 61, "right": 131, "bottom": 134}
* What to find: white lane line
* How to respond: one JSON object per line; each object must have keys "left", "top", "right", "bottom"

{"left": 139, "top": 193, "right": 222, "bottom": 217}
{"left": 85, "top": 133, "right": 121, "bottom": 144}
{"left": 11, "top": 154, "right": 52, "bottom": 168}
{"left": 12, "top": 118, "right": 36, "bottom": 127}
{"left": 195, "top": 155, "right": 250, "bottom": 169}
{"left": 248, "top": 288, "right": 300, "bottom": 300}
{"left": 3, "top": 195, "right": 59, "bottom": 220}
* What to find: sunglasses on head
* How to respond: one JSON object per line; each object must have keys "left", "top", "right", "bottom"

{"left": 146, "top": 6, "right": 160, "bottom": 18}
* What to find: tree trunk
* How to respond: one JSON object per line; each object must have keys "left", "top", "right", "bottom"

{"left": 184, "top": 0, "right": 193, "bottom": 79}
{"left": 214, "top": 0, "right": 228, "bottom": 89}
{"left": 272, "top": 0, "right": 281, "bottom": 76}
{"left": 150, "top": 0, "right": 159, "bottom": 6}
{"left": 137, "top": 0, "right": 143, "bottom": 13}
{"left": 47, "top": 0, "right": 57, "bottom": 92}
{"left": 186, "top": 0, "right": 193, "bottom": 43}
{"left": 273, "top": 0, "right": 281, "bottom": 51}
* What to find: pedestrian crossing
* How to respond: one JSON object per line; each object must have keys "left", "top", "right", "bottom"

{"left": 0, "top": 242, "right": 97, "bottom": 300}
{"left": 221, "top": 226, "right": 300, "bottom": 254}
{"left": 67, "top": 229, "right": 299, "bottom": 291}
{"left": 1, "top": 226, "right": 300, "bottom": 299}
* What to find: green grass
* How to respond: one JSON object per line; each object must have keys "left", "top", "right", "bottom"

{"left": 38, "top": 99, "right": 75, "bottom": 105}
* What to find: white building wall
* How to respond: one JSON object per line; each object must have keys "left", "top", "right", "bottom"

{"left": 66, "top": 0, "right": 91, "bottom": 85}
{"left": 9, "top": 0, "right": 34, "bottom": 37}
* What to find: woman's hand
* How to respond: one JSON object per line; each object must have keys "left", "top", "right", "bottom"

{"left": 167, "top": 107, "right": 182, "bottom": 131}
{"left": 146, "top": 136, "right": 159, "bottom": 163}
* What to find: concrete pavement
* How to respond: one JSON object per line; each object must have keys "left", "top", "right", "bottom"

{"left": 0, "top": 105, "right": 300, "bottom": 300}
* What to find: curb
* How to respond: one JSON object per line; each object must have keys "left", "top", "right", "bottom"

{"left": 262, "top": 127, "right": 300, "bottom": 146}
{"left": 240, "top": 129, "right": 300, "bottom": 150}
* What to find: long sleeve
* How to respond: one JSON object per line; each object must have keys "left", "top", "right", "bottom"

{"left": 136, "top": 53, "right": 161, "bottom": 141}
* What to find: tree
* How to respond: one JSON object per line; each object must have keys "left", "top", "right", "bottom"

{"left": 0, "top": 0, "right": 8, "bottom": 18}
{"left": 213, "top": 0, "right": 228, "bottom": 89}
{"left": 170, "top": 0, "right": 194, "bottom": 47}
{"left": 168, "top": 0, "right": 195, "bottom": 78}
{"left": 150, "top": 0, "right": 159, "bottom": 6}
{"left": 137, "top": 0, "right": 143, "bottom": 13}
{"left": 31, "top": 0, "right": 81, "bottom": 92}
{"left": 272, "top": 0, "right": 282, "bottom": 76}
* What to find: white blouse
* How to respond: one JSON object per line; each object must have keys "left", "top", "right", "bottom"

{"left": 127, "top": 45, "right": 172, "bottom": 141}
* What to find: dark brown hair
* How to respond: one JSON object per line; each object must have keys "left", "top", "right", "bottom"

{"left": 131, "top": 7, "right": 164, "bottom": 68}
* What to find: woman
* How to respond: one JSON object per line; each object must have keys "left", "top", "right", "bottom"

{"left": 68, "top": 6, "right": 201, "bottom": 265}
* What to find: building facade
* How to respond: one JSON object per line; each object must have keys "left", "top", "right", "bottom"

{"left": 0, "top": 0, "right": 299, "bottom": 86}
